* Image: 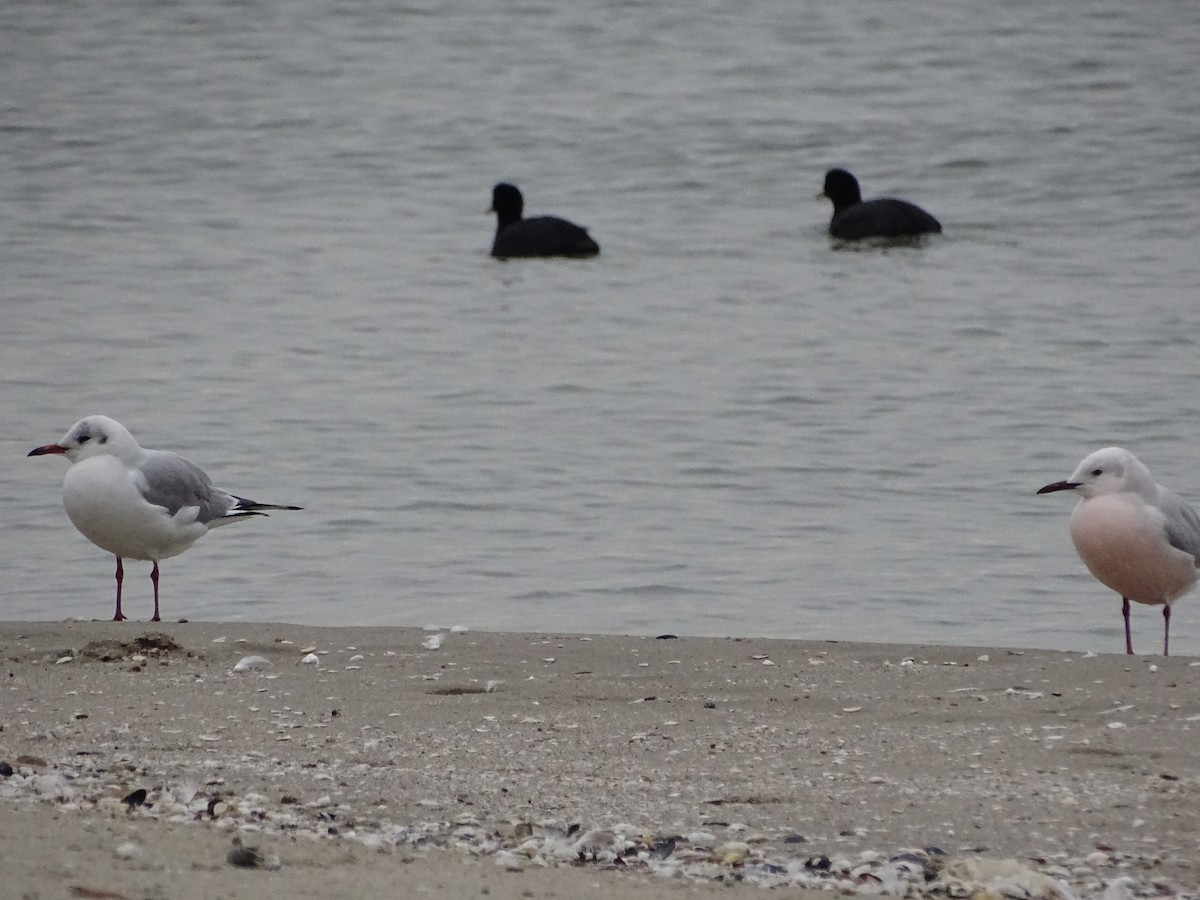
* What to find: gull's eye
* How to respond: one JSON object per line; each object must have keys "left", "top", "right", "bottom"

{"left": 1091, "top": 468, "right": 1103, "bottom": 477}
{"left": 78, "top": 434, "right": 90, "bottom": 443}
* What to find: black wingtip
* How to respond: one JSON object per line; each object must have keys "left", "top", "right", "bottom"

{"left": 232, "top": 495, "right": 303, "bottom": 513}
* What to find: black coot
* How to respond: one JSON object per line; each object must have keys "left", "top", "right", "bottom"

{"left": 821, "top": 169, "right": 941, "bottom": 241}
{"left": 489, "top": 183, "right": 600, "bottom": 259}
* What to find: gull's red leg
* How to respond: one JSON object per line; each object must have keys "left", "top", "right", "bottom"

{"left": 113, "top": 557, "right": 126, "bottom": 621}
{"left": 1122, "top": 597, "right": 1133, "bottom": 655}
{"left": 150, "top": 562, "right": 161, "bottom": 622}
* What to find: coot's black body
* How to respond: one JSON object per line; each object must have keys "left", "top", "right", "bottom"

{"left": 489, "top": 183, "right": 600, "bottom": 259}
{"left": 821, "top": 168, "right": 941, "bottom": 241}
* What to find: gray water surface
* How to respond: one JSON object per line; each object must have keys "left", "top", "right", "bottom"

{"left": 5, "top": 0, "right": 1200, "bottom": 654}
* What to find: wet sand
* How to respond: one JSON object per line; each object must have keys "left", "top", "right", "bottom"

{"left": 2, "top": 620, "right": 1197, "bottom": 899}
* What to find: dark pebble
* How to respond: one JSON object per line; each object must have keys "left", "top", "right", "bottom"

{"left": 648, "top": 837, "right": 676, "bottom": 860}
{"left": 783, "top": 833, "right": 807, "bottom": 844}
{"left": 0, "top": 761, "right": 12, "bottom": 777}
{"left": 121, "top": 788, "right": 148, "bottom": 808}
{"left": 226, "top": 837, "right": 263, "bottom": 868}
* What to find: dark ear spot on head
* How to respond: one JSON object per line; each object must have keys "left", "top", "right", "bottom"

{"left": 99, "top": 434, "right": 108, "bottom": 444}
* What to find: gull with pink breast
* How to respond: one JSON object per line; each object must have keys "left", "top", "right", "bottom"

{"left": 1038, "top": 447, "right": 1200, "bottom": 655}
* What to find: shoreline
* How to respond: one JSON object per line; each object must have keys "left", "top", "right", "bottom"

{"left": 3, "top": 620, "right": 1197, "bottom": 899}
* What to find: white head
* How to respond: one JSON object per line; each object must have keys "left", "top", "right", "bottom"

{"left": 28, "top": 416, "right": 143, "bottom": 464}
{"left": 1038, "top": 447, "right": 1157, "bottom": 501}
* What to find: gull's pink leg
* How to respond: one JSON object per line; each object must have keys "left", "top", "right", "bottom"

{"left": 150, "top": 562, "right": 161, "bottom": 622}
{"left": 1163, "top": 605, "right": 1171, "bottom": 657}
{"left": 1122, "top": 597, "right": 1133, "bottom": 655}
{"left": 113, "top": 557, "right": 126, "bottom": 621}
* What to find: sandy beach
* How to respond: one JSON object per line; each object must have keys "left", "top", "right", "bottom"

{"left": 2, "top": 620, "right": 1197, "bottom": 899}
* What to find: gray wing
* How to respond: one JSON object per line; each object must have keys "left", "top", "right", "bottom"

{"left": 1160, "top": 490, "right": 1200, "bottom": 564}
{"left": 137, "top": 451, "right": 233, "bottom": 524}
